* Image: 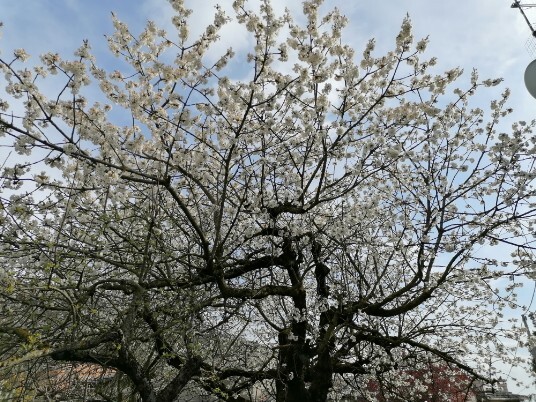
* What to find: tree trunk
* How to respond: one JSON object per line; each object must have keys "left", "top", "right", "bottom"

{"left": 308, "top": 350, "right": 333, "bottom": 402}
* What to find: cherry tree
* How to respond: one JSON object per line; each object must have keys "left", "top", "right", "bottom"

{"left": 1, "top": 0, "right": 535, "bottom": 401}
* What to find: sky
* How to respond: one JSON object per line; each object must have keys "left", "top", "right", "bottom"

{"left": 1, "top": 0, "right": 536, "bottom": 396}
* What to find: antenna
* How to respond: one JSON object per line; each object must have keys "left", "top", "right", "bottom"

{"left": 513, "top": 2, "right": 536, "bottom": 97}
{"left": 512, "top": 1, "right": 536, "bottom": 36}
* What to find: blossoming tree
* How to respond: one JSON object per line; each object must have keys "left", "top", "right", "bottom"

{"left": 1, "top": 0, "right": 535, "bottom": 401}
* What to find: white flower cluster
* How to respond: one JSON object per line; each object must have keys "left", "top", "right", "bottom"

{"left": 0, "top": 0, "right": 534, "bottom": 400}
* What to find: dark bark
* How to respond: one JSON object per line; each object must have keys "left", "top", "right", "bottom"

{"left": 157, "top": 356, "right": 202, "bottom": 402}
{"left": 307, "top": 309, "right": 335, "bottom": 402}
{"left": 274, "top": 237, "right": 314, "bottom": 402}
{"left": 308, "top": 347, "right": 333, "bottom": 402}
{"left": 116, "top": 345, "right": 158, "bottom": 402}
{"left": 312, "top": 239, "right": 330, "bottom": 298}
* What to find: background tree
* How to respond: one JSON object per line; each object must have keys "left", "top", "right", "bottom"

{"left": 0, "top": 0, "right": 535, "bottom": 401}
{"left": 355, "top": 360, "right": 476, "bottom": 402}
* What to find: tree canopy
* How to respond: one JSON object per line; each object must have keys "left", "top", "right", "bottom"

{"left": 1, "top": 0, "right": 535, "bottom": 401}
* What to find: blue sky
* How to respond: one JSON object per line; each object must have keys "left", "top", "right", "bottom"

{"left": 1, "top": 0, "right": 533, "bottom": 109}
{"left": 1, "top": 0, "right": 536, "bottom": 395}
{"left": 2, "top": 0, "right": 535, "bottom": 130}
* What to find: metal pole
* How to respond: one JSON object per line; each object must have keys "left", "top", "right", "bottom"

{"left": 512, "top": 1, "right": 536, "bottom": 36}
